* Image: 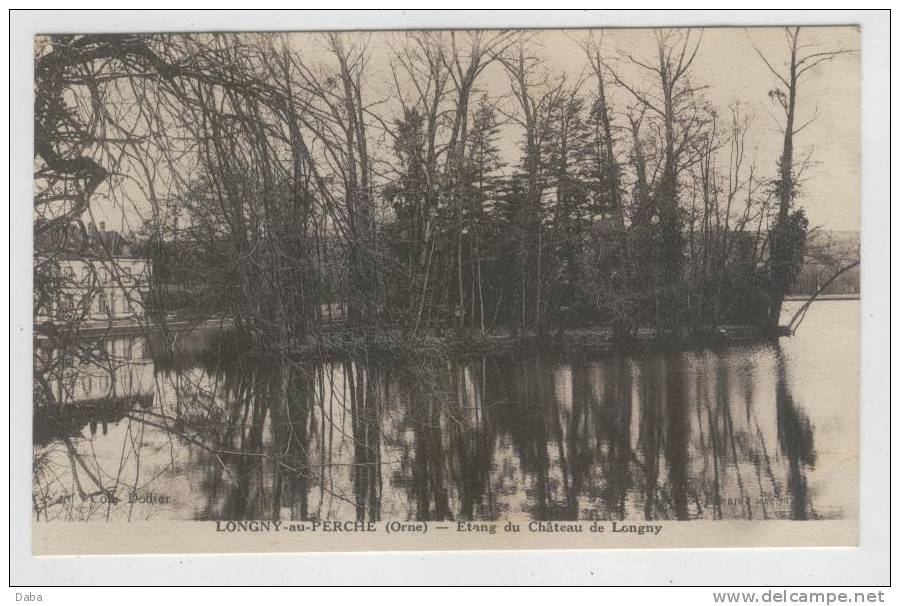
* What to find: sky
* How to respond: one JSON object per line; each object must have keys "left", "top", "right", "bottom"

{"left": 86, "top": 26, "right": 861, "bottom": 234}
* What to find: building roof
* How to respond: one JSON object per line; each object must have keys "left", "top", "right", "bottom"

{"left": 34, "top": 220, "right": 141, "bottom": 259}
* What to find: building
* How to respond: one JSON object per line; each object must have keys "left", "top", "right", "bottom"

{"left": 34, "top": 221, "right": 150, "bottom": 326}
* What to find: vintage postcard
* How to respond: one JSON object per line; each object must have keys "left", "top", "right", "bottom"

{"left": 31, "top": 25, "right": 861, "bottom": 555}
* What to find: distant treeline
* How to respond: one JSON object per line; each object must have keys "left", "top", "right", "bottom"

{"left": 791, "top": 230, "right": 860, "bottom": 296}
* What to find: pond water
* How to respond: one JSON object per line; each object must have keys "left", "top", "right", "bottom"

{"left": 32, "top": 300, "right": 859, "bottom": 523}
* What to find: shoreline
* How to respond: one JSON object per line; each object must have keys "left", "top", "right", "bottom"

{"left": 37, "top": 296, "right": 866, "bottom": 361}
{"left": 784, "top": 293, "right": 859, "bottom": 301}
{"left": 215, "top": 324, "right": 792, "bottom": 364}
{"left": 38, "top": 319, "right": 796, "bottom": 361}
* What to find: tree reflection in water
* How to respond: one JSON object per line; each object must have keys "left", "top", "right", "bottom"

{"left": 33, "top": 340, "right": 821, "bottom": 523}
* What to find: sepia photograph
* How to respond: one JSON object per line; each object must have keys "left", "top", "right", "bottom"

{"left": 14, "top": 10, "right": 887, "bottom": 580}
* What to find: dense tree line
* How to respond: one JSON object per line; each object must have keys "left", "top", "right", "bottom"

{"left": 34, "top": 28, "right": 852, "bottom": 352}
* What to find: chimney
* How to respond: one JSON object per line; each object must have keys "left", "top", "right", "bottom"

{"left": 99, "top": 221, "right": 106, "bottom": 231}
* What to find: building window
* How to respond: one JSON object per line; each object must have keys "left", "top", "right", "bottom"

{"left": 58, "top": 294, "right": 74, "bottom": 318}
{"left": 99, "top": 295, "right": 109, "bottom": 315}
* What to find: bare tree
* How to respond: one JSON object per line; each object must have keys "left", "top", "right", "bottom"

{"left": 750, "top": 26, "right": 853, "bottom": 329}
{"left": 605, "top": 29, "right": 709, "bottom": 332}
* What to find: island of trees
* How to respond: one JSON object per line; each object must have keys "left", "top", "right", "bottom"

{"left": 34, "top": 28, "right": 857, "bottom": 357}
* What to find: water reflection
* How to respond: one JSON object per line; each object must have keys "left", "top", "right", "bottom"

{"left": 33, "top": 328, "right": 837, "bottom": 523}
{"left": 36, "top": 301, "right": 859, "bottom": 523}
